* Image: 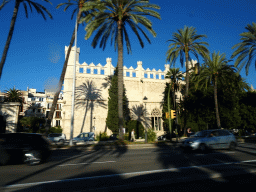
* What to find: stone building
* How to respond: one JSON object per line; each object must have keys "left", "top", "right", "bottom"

{"left": 62, "top": 47, "right": 198, "bottom": 139}
{"left": 0, "top": 102, "right": 20, "bottom": 133}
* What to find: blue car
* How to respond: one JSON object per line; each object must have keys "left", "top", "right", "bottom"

{"left": 72, "top": 132, "right": 95, "bottom": 145}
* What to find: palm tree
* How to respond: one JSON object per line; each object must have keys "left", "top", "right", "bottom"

{"left": 75, "top": 80, "right": 106, "bottom": 133}
{"left": 165, "top": 68, "right": 183, "bottom": 138}
{"left": 231, "top": 22, "right": 256, "bottom": 76}
{"left": 45, "top": 0, "right": 102, "bottom": 134}
{"left": 4, "top": 87, "right": 23, "bottom": 103}
{"left": 130, "top": 104, "right": 150, "bottom": 142}
{"left": 195, "top": 51, "right": 233, "bottom": 129}
{"left": 166, "top": 26, "right": 209, "bottom": 97}
{"left": 0, "top": 0, "right": 53, "bottom": 79}
{"left": 84, "top": 0, "right": 161, "bottom": 139}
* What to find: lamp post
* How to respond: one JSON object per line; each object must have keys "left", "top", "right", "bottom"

{"left": 93, "top": 117, "right": 96, "bottom": 132}
{"left": 143, "top": 96, "right": 148, "bottom": 143}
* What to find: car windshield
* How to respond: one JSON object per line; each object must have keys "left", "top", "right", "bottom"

{"left": 193, "top": 131, "right": 210, "bottom": 137}
{"left": 49, "top": 133, "right": 62, "bottom": 137}
{"left": 77, "top": 133, "right": 89, "bottom": 138}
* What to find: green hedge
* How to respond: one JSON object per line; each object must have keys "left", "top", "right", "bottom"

{"left": 147, "top": 128, "right": 156, "bottom": 142}
{"left": 96, "top": 132, "right": 109, "bottom": 141}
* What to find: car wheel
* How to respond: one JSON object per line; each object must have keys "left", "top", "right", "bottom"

{"left": 0, "top": 149, "right": 10, "bottom": 165}
{"left": 199, "top": 143, "right": 207, "bottom": 153}
{"left": 58, "top": 139, "right": 64, "bottom": 145}
{"left": 229, "top": 142, "right": 236, "bottom": 151}
{"left": 24, "top": 150, "right": 42, "bottom": 166}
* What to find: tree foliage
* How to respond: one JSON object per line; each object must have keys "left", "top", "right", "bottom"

{"left": 232, "top": 22, "right": 256, "bottom": 76}
{"left": 106, "top": 68, "right": 130, "bottom": 133}
{"left": 4, "top": 87, "right": 23, "bottom": 103}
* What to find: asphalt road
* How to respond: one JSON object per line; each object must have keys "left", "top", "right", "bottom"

{"left": 1, "top": 142, "right": 256, "bottom": 192}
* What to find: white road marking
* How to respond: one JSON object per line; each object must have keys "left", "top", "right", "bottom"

{"left": 5, "top": 159, "right": 256, "bottom": 189}
{"left": 58, "top": 161, "right": 116, "bottom": 167}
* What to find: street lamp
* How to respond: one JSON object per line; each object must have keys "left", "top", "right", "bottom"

{"left": 143, "top": 96, "right": 148, "bottom": 143}
{"left": 93, "top": 117, "right": 96, "bottom": 132}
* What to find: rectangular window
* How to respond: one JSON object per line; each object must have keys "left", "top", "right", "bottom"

{"left": 126, "top": 72, "right": 130, "bottom": 77}
{"left": 161, "top": 75, "right": 165, "bottom": 79}
{"left": 48, "top": 103, "right": 52, "bottom": 109}
{"left": 87, "top": 68, "right": 91, "bottom": 74}
{"left": 94, "top": 69, "right": 97, "bottom": 74}
{"left": 56, "top": 104, "right": 61, "bottom": 110}
{"left": 55, "top": 111, "right": 61, "bottom": 118}
{"left": 46, "top": 111, "right": 50, "bottom": 118}
{"left": 156, "top": 74, "right": 159, "bottom": 79}
{"left": 101, "top": 69, "right": 104, "bottom": 75}
{"left": 132, "top": 72, "right": 136, "bottom": 77}
{"left": 144, "top": 73, "right": 147, "bottom": 78}
{"left": 150, "top": 74, "right": 153, "bottom": 79}
{"left": 79, "top": 68, "right": 84, "bottom": 73}
{"left": 56, "top": 120, "right": 60, "bottom": 127}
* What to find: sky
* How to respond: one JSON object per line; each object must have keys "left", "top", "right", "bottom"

{"left": 0, "top": 0, "right": 256, "bottom": 93}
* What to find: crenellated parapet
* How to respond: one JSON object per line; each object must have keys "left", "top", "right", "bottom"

{"left": 76, "top": 58, "right": 171, "bottom": 81}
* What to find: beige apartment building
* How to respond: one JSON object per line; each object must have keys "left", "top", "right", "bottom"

{"left": 61, "top": 47, "right": 198, "bottom": 139}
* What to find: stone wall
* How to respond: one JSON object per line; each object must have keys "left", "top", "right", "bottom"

{"left": 62, "top": 46, "right": 197, "bottom": 139}
{"left": 0, "top": 102, "right": 20, "bottom": 133}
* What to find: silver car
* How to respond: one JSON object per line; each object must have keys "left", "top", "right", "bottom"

{"left": 182, "top": 129, "right": 237, "bottom": 152}
{"left": 48, "top": 133, "right": 66, "bottom": 145}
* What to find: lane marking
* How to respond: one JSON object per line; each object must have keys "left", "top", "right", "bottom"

{"left": 58, "top": 161, "right": 116, "bottom": 167}
{"left": 5, "top": 159, "right": 256, "bottom": 189}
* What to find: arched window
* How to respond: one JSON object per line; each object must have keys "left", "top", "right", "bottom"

{"left": 151, "top": 108, "right": 162, "bottom": 131}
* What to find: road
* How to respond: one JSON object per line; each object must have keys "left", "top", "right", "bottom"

{"left": 1, "top": 142, "right": 256, "bottom": 191}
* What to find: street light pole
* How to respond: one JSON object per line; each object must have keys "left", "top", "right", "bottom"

{"left": 143, "top": 96, "right": 148, "bottom": 143}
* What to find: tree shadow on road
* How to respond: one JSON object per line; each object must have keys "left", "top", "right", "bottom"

{"left": 2, "top": 142, "right": 128, "bottom": 189}
{"left": 3, "top": 142, "right": 256, "bottom": 192}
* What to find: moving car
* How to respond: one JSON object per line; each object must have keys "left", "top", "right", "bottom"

{"left": 182, "top": 129, "right": 237, "bottom": 152}
{"left": 72, "top": 132, "right": 95, "bottom": 145}
{"left": 109, "top": 134, "right": 119, "bottom": 141}
{"left": 0, "top": 133, "right": 51, "bottom": 165}
{"left": 48, "top": 133, "right": 66, "bottom": 145}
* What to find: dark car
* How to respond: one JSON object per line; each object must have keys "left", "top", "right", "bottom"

{"left": 158, "top": 132, "right": 177, "bottom": 141}
{"left": 109, "top": 134, "right": 119, "bottom": 141}
{"left": 0, "top": 133, "right": 51, "bottom": 166}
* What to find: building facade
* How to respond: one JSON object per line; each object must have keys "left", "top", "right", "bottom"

{"left": 62, "top": 47, "right": 197, "bottom": 139}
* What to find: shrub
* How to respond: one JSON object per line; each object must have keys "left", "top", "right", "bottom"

{"left": 147, "top": 128, "right": 156, "bottom": 142}
{"left": 48, "top": 126, "right": 63, "bottom": 134}
{"left": 96, "top": 132, "right": 109, "bottom": 141}
{"left": 124, "top": 133, "right": 129, "bottom": 140}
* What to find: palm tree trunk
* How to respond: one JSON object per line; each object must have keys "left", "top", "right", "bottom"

{"left": 0, "top": 0, "right": 20, "bottom": 79}
{"left": 185, "top": 51, "right": 190, "bottom": 97}
{"left": 117, "top": 21, "right": 124, "bottom": 140}
{"left": 184, "top": 51, "right": 189, "bottom": 136}
{"left": 45, "top": 10, "right": 81, "bottom": 134}
{"left": 214, "top": 76, "right": 221, "bottom": 129}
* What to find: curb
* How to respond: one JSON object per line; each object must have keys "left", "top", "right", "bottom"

{"left": 50, "top": 142, "right": 182, "bottom": 150}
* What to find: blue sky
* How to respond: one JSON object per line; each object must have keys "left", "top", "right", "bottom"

{"left": 0, "top": 0, "right": 256, "bottom": 93}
